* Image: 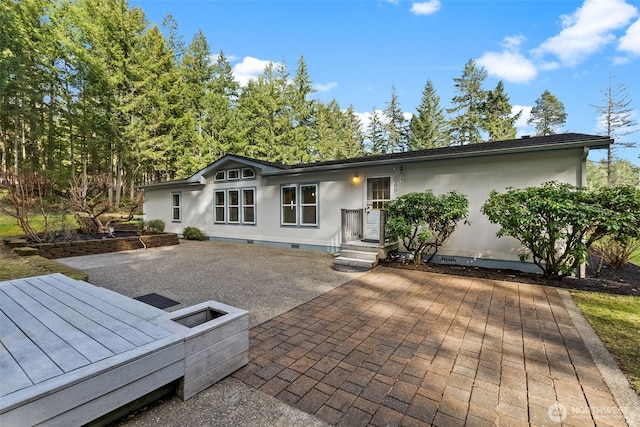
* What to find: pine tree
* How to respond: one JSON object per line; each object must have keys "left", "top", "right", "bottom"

{"left": 590, "top": 74, "right": 638, "bottom": 186}
{"left": 342, "top": 105, "right": 365, "bottom": 158}
{"left": 483, "top": 81, "right": 520, "bottom": 141}
{"left": 289, "top": 56, "right": 316, "bottom": 163}
{"left": 409, "top": 79, "right": 449, "bottom": 150}
{"left": 447, "top": 59, "right": 488, "bottom": 145}
{"left": 204, "top": 51, "right": 240, "bottom": 160}
{"left": 383, "top": 86, "right": 409, "bottom": 153}
{"left": 528, "top": 90, "right": 567, "bottom": 136}
{"left": 367, "top": 108, "right": 386, "bottom": 154}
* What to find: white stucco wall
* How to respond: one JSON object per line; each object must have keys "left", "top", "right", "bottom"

{"left": 143, "top": 147, "right": 585, "bottom": 264}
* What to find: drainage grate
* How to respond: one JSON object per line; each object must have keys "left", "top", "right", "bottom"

{"left": 134, "top": 293, "right": 179, "bottom": 309}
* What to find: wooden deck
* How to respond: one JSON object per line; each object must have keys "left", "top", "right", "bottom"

{"left": 0, "top": 273, "right": 185, "bottom": 426}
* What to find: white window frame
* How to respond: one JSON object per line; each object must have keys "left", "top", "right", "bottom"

{"left": 242, "top": 168, "right": 255, "bottom": 179}
{"left": 242, "top": 188, "right": 256, "bottom": 224}
{"left": 171, "top": 192, "right": 181, "bottom": 222}
{"left": 300, "top": 184, "right": 318, "bottom": 226}
{"left": 214, "top": 190, "right": 226, "bottom": 223}
{"left": 214, "top": 170, "right": 226, "bottom": 182}
{"left": 214, "top": 187, "right": 256, "bottom": 225}
{"left": 281, "top": 185, "right": 298, "bottom": 226}
{"left": 227, "top": 169, "right": 240, "bottom": 180}
{"left": 227, "top": 189, "right": 240, "bottom": 223}
{"left": 280, "top": 184, "right": 319, "bottom": 227}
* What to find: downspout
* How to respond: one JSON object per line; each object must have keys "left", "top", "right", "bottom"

{"left": 577, "top": 146, "right": 590, "bottom": 278}
{"left": 579, "top": 146, "right": 589, "bottom": 188}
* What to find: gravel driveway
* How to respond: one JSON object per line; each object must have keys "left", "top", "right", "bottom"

{"left": 57, "top": 239, "right": 364, "bottom": 327}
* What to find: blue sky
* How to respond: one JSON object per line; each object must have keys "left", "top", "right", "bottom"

{"left": 131, "top": 0, "right": 640, "bottom": 164}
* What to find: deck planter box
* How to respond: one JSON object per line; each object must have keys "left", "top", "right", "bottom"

{"left": 159, "top": 301, "right": 249, "bottom": 400}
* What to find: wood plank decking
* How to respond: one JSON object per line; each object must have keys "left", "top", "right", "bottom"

{"left": 0, "top": 273, "right": 185, "bottom": 426}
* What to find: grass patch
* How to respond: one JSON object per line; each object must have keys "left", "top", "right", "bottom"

{"left": 0, "top": 213, "right": 78, "bottom": 238}
{"left": 572, "top": 291, "right": 640, "bottom": 395}
{"left": 631, "top": 247, "right": 640, "bottom": 266}
{"left": 0, "top": 245, "right": 88, "bottom": 281}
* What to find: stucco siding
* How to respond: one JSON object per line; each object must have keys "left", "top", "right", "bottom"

{"left": 396, "top": 148, "right": 583, "bottom": 262}
{"left": 142, "top": 146, "right": 587, "bottom": 266}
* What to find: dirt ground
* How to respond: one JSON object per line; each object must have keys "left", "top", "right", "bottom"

{"left": 380, "top": 251, "right": 640, "bottom": 296}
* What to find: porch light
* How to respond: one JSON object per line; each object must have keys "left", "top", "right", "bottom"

{"left": 352, "top": 175, "right": 361, "bottom": 184}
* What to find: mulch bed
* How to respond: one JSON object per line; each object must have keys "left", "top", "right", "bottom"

{"left": 380, "top": 251, "right": 640, "bottom": 296}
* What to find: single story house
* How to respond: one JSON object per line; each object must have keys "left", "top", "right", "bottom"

{"left": 141, "top": 133, "right": 610, "bottom": 272}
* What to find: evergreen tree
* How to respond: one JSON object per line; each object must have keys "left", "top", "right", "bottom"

{"left": 313, "top": 101, "right": 365, "bottom": 160}
{"left": 233, "top": 61, "right": 293, "bottom": 163}
{"left": 383, "top": 86, "right": 409, "bottom": 153}
{"left": 590, "top": 74, "right": 638, "bottom": 186}
{"left": 409, "top": 79, "right": 449, "bottom": 150}
{"left": 527, "top": 90, "right": 567, "bottom": 136}
{"left": 483, "top": 80, "right": 520, "bottom": 141}
{"left": 313, "top": 100, "right": 342, "bottom": 160}
{"left": 289, "top": 56, "right": 316, "bottom": 163}
{"left": 367, "top": 108, "right": 386, "bottom": 154}
{"left": 204, "top": 51, "right": 240, "bottom": 160}
{"left": 341, "top": 105, "right": 366, "bottom": 158}
{"left": 447, "top": 59, "right": 488, "bottom": 145}
{"left": 134, "top": 24, "right": 183, "bottom": 183}
{"left": 587, "top": 159, "right": 640, "bottom": 190}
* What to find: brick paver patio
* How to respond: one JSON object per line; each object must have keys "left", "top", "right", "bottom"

{"left": 233, "top": 268, "right": 629, "bottom": 426}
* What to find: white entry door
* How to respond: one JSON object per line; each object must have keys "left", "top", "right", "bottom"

{"left": 364, "top": 176, "right": 391, "bottom": 241}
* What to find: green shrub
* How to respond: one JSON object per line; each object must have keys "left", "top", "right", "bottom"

{"left": 145, "top": 219, "right": 165, "bottom": 233}
{"left": 385, "top": 190, "right": 470, "bottom": 265}
{"left": 183, "top": 226, "right": 206, "bottom": 241}
{"left": 481, "top": 182, "right": 640, "bottom": 279}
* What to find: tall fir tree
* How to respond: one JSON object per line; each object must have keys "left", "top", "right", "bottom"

{"left": 177, "top": 30, "right": 215, "bottom": 176}
{"left": 482, "top": 80, "right": 520, "bottom": 141}
{"left": 289, "top": 56, "right": 316, "bottom": 163}
{"left": 447, "top": 59, "right": 488, "bottom": 145}
{"left": 204, "top": 51, "right": 240, "bottom": 160}
{"left": 367, "top": 108, "right": 386, "bottom": 154}
{"left": 383, "top": 86, "right": 409, "bottom": 153}
{"left": 527, "top": 89, "right": 567, "bottom": 136}
{"left": 409, "top": 79, "right": 449, "bottom": 150}
{"left": 341, "top": 105, "right": 365, "bottom": 158}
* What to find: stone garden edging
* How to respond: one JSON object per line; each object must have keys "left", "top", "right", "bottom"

{"left": 6, "top": 233, "right": 179, "bottom": 259}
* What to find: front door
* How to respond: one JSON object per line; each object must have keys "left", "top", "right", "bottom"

{"left": 364, "top": 176, "right": 391, "bottom": 241}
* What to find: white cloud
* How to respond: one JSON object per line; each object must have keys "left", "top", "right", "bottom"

{"left": 618, "top": 17, "right": 640, "bottom": 55}
{"left": 410, "top": 0, "right": 441, "bottom": 16}
{"left": 232, "top": 56, "right": 274, "bottom": 86}
{"left": 478, "top": 52, "right": 538, "bottom": 83}
{"left": 477, "top": 35, "right": 538, "bottom": 83}
{"left": 533, "top": 0, "right": 638, "bottom": 66}
{"left": 513, "top": 105, "right": 535, "bottom": 137}
{"left": 313, "top": 82, "right": 338, "bottom": 92}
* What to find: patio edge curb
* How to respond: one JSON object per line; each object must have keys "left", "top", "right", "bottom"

{"left": 558, "top": 289, "right": 640, "bottom": 427}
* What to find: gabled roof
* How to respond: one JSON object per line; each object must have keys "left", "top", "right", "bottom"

{"left": 139, "top": 155, "right": 288, "bottom": 189}
{"left": 140, "top": 133, "right": 610, "bottom": 188}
